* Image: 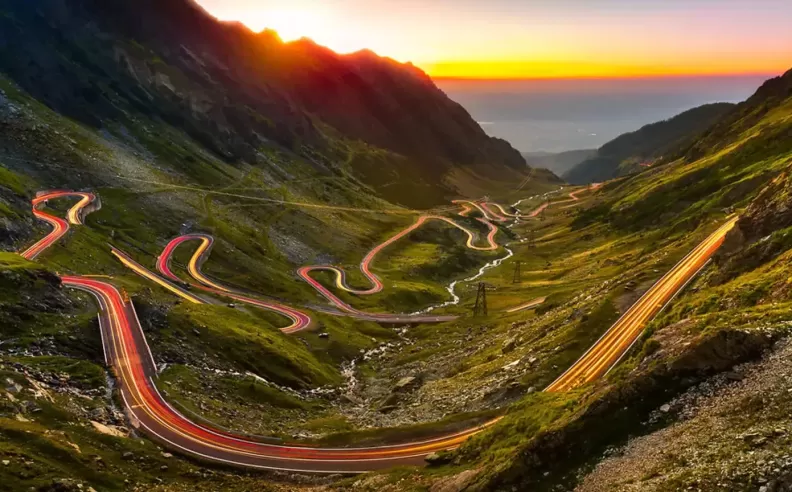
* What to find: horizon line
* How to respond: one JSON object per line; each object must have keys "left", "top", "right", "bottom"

{"left": 430, "top": 71, "right": 782, "bottom": 82}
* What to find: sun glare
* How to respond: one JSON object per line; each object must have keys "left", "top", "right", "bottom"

{"left": 250, "top": 7, "right": 325, "bottom": 43}
{"left": 197, "top": 0, "right": 792, "bottom": 79}
{"left": 234, "top": 5, "right": 369, "bottom": 54}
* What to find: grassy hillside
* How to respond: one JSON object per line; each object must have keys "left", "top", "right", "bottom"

{"left": 565, "top": 102, "right": 735, "bottom": 185}
{"left": 0, "top": 6, "right": 555, "bottom": 486}
{"left": 314, "top": 69, "right": 792, "bottom": 491}
{"left": 1, "top": 2, "right": 791, "bottom": 490}
{"left": 439, "top": 69, "right": 792, "bottom": 490}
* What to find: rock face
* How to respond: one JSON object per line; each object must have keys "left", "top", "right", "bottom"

{"left": 0, "top": 0, "right": 529, "bottom": 207}
{"left": 393, "top": 376, "right": 421, "bottom": 393}
{"left": 577, "top": 338, "right": 792, "bottom": 492}
{"left": 430, "top": 469, "right": 481, "bottom": 492}
{"left": 715, "top": 171, "right": 792, "bottom": 283}
{"left": 735, "top": 172, "right": 792, "bottom": 243}
{"left": 480, "top": 329, "right": 773, "bottom": 491}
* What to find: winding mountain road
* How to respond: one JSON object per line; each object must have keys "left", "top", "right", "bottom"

{"left": 297, "top": 213, "right": 498, "bottom": 319}
{"left": 18, "top": 185, "right": 738, "bottom": 473}
{"left": 545, "top": 216, "right": 739, "bottom": 392}
{"left": 21, "top": 190, "right": 97, "bottom": 260}
{"left": 62, "top": 275, "right": 500, "bottom": 472}
{"left": 150, "top": 232, "right": 459, "bottom": 326}
{"left": 482, "top": 202, "right": 519, "bottom": 221}
{"left": 156, "top": 234, "right": 313, "bottom": 333}
{"left": 109, "top": 200, "right": 506, "bottom": 327}
{"left": 452, "top": 200, "right": 501, "bottom": 221}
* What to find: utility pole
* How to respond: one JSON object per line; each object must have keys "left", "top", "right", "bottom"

{"left": 527, "top": 228, "right": 535, "bottom": 248}
{"left": 512, "top": 260, "right": 522, "bottom": 284}
{"left": 473, "top": 282, "right": 488, "bottom": 316}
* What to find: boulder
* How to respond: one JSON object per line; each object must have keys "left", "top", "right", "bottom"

{"left": 425, "top": 451, "right": 452, "bottom": 465}
{"left": 430, "top": 469, "right": 482, "bottom": 492}
{"left": 393, "top": 376, "right": 421, "bottom": 392}
{"left": 91, "top": 421, "right": 127, "bottom": 438}
{"left": 501, "top": 337, "right": 518, "bottom": 354}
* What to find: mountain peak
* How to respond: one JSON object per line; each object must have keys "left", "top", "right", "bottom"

{"left": 0, "top": 0, "right": 527, "bottom": 207}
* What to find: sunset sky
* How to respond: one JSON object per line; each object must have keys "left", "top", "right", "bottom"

{"left": 195, "top": 0, "right": 792, "bottom": 79}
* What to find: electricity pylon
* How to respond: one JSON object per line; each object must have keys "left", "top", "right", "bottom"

{"left": 473, "top": 282, "right": 488, "bottom": 316}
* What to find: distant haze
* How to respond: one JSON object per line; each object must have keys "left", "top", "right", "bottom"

{"left": 436, "top": 75, "right": 772, "bottom": 152}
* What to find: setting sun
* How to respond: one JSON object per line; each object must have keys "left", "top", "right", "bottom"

{"left": 236, "top": 5, "right": 332, "bottom": 43}
{"left": 197, "top": 1, "right": 384, "bottom": 56}
{"left": 195, "top": 0, "right": 792, "bottom": 80}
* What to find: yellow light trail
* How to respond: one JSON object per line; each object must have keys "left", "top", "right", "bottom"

{"left": 110, "top": 247, "right": 204, "bottom": 305}
{"left": 545, "top": 217, "right": 738, "bottom": 392}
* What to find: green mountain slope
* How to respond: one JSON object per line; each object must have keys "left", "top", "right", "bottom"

{"left": 3, "top": 2, "right": 791, "bottom": 490}
{"left": 564, "top": 102, "right": 735, "bottom": 185}
{"left": 458, "top": 68, "right": 792, "bottom": 491}
{"left": 0, "top": 1, "right": 564, "bottom": 489}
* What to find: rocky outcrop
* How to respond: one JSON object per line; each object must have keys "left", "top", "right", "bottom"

{"left": 577, "top": 337, "right": 792, "bottom": 491}
{"left": 714, "top": 170, "right": 792, "bottom": 283}
{"left": 430, "top": 469, "right": 481, "bottom": 492}
{"left": 477, "top": 329, "right": 773, "bottom": 491}
{"left": 734, "top": 172, "right": 792, "bottom": 242}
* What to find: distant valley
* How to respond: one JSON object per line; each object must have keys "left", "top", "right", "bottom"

{"left": 521, "top": 148, "right": 597, "bottom": 176}
{"left": 438, "top": 76, "right": 768, "bottom": 153}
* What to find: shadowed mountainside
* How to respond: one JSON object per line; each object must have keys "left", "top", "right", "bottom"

{"left": 0, "top": 0, "right": 528, "bottom": 207}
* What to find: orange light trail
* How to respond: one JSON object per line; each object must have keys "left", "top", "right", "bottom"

{"left": 17, "top": 187, "right": 739, "bottom": 472}
{"left": 21, "top": 191, "right": 97, "bottom": 260}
